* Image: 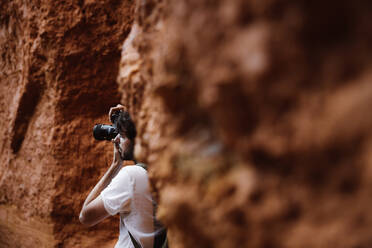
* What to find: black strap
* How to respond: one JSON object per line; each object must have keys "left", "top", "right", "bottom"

{"left": 154, "top": 228, "right": 168, "bottom": 248}
{"left": 136, "top": 162, "right": 147, "bottom": 170}
{"left": 128, "top": 230, "right": 168, "bottom": 248}
{"left": 128, "top": 231, "right": 142, "bottom": 248}
{"left": 128, "top": 163, "right": 167, "bottom": 248}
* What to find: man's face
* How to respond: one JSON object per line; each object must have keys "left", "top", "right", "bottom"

{"left": 113, "top": 129, "right": 127, "bottom": 159}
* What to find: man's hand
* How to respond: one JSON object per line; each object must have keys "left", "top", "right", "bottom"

{"left": 108, "top": 104, "right": 126, "bottom": 123}
{"left": 112, "top": 134, "right": 123, "bottom": 165}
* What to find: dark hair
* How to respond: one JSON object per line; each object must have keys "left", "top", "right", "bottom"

{"left": 115, "top": 111, "right": 137, "bottom": 141}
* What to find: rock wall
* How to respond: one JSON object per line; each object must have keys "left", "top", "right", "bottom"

{"left": 118, "top": 0, "right": 372, "bottom": 248}
{"left": 2, "top": 0, "right": 372, "bottom": 247}
{"left": 0, "top": 0, "right": 134, "bottom": 247}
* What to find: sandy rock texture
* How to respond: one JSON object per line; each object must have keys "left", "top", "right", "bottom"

{"left": 2, "top": 0, "right": 372, "bottom": 247}
{"left": 118, "top": 0, "right": 372, "bottom": 247}
{"left": 0, "top": 0, "right": 134, "bottom": 247}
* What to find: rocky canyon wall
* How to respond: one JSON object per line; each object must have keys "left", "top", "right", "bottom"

{"left": 118, "top": 0, "right": 372, "bottom": 248}
{"left": 0, "top": 0, "right": 134, "bottom": 247}
{"left": 2, "top": 0, "right": 372, "bottom": 248}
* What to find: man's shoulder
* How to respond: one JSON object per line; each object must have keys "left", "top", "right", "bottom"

{"left": 135, "top": 163, "right": 147, "bottom": 171}
{"left": 121, "top": 164, "right": 150, "bottom": 193}
{"left": 121, "top": 164, "right": 148, "bottom": 178}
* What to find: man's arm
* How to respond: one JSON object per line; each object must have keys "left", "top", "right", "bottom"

{"left": 79, "top": 133, "right": 123, "bottom": 227}
{"left": 79, "top": 159, "right": 121, "bottom": 226}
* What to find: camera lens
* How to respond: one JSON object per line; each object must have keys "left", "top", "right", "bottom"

{"left": 93, "top": 124, "right": 118, "bottom": 141}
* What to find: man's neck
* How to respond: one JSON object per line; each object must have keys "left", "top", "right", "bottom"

{"left": 122, "top": 160, "right": 136, "bottom": 166}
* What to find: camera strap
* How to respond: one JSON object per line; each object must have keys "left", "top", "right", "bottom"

{"left": 125, "top": 162, "right": 168, "bottom": 248}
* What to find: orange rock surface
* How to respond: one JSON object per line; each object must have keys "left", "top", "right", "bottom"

{"left": 0, "top": 0, "right": 134, "bottom": 246}
{"left": 2, "top": 0, "right": 372, "bottom": 247}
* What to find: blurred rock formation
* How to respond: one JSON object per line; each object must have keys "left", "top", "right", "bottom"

{"left": 118, "top": 0, "right": 372, "bottom": 248}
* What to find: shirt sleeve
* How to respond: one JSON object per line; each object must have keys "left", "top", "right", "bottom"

{"left": 100, "top": 168, "right": 134, "bottom": 216}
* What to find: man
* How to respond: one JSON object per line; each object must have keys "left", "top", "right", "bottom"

{"left": 80, "top": 104, "right": 166, "bottom": 248}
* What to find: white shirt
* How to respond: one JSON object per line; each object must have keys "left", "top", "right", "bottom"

{"left": 101, "top": 165, "right": 159, "bottom": 248}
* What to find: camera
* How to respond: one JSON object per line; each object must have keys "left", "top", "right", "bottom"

{"left": 93, "top": 111, "right": 120, "bottom": 141}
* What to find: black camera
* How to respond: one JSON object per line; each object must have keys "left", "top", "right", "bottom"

{"left": 93, "top": 111, "right": 120, "bottom": 141}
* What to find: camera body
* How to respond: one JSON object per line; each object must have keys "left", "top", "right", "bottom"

{"left": 93, "top": 111, "right": 120, "bottom": 141}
